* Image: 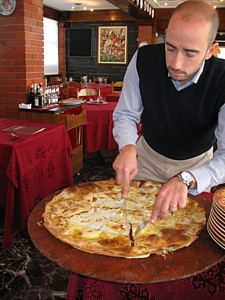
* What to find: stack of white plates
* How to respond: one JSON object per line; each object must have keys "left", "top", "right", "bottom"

{"left": 207, "top": 188, "right": 225, "bottom": 249}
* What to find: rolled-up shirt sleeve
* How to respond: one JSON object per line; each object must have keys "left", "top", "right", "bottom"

{"left": 113, "top": 51, "right": 143, "bottom": 150}
{"left": 189, "top": 103, "right": 225, "bottom": 194}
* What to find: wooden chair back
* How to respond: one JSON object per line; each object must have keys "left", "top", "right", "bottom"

{"left": 69, "top": 81, "right": 82, "bottom": 89}
{"left": 62, "top": 81, "right": 82, "bottom": 99}
{"left": 77, "top": 88, "right": 97, "bottom": 99}
{"left": 62, "top": 82, "right": 69, "bottom": 99}
{"left": 50, "top": 75, "right": 62, "bottom": 85}
{"left": 112, "top": 81, "right": 123, "bottom": 93}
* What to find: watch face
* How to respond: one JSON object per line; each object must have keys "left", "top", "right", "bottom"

{"left": 0, "top": 0, "right": 16, "bottom": 16}
{"left": 180, "top": 171, "right": 194, "bottom": 187}
{"left": 181, "top": 172, "right": 192, "bottom": 181}
{"left": 177, "top": 171, "right": 194, "bottom": 188}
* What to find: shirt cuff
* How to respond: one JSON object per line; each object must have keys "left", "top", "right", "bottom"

{"left": 118, "top": 140, "right": 136, "bottom": 151}
{"left": 190, "top": 166, "right": 211, "bottom": 194}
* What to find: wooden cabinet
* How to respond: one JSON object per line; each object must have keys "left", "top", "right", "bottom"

{"left": 18, "top": 108, "right": 86, "bottom": 175}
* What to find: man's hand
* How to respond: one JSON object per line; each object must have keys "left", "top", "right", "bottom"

{"left": 112, "top": 145, "right": 138, "bottom": 198}
{"left": 150, "top": 176, "right": 189, "bottom": 223}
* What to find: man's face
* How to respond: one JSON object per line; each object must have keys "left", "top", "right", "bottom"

{"left": 165, "top": 14, "right": 216, "bottom": 85}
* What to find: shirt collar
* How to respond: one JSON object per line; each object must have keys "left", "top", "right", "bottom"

{"left": 169, "top": 61, "right": 205, "bottom": 91}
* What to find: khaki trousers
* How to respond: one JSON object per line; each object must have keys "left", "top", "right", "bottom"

{"left": 135, "top": 136, "right": 213, "bottom": 183}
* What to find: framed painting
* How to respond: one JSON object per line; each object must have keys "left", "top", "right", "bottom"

{"left": 98, "top": 26, "right": 127, "bottom": 64}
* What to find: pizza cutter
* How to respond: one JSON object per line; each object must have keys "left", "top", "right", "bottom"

{"left": 122, "top": 198, "right": 135, "bottom": 247}
{"left": 133, "top": 220, "right": 149, "bottom": 238}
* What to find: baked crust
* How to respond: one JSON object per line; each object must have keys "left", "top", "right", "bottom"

{"left": 42, "top": 179, "right": 206, "bottom": 258}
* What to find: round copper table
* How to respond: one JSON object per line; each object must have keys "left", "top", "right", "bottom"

{"left": 28, "top": 191, "right": 225, "bottom": 284}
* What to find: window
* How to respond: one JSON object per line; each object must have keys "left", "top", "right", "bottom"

{"left": 44, "top": 18, "right": 59, "bottom": 75}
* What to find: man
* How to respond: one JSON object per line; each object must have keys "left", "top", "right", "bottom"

{"left": 112, "top": 0, "right": 225, "bottom": 223}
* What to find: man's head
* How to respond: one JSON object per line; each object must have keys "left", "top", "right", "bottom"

{"left": 165, "top": 0, "right": 219, "bottom": 85}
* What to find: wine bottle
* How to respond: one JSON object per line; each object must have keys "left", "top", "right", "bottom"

{"left": 34, "top": 85, "right": 43, "bottom": 108}
{"left": 27, "top": 85, "right": 35, "bottom": 107}
{"left": 39, "top": 83, "right": 44, "bottom": 96}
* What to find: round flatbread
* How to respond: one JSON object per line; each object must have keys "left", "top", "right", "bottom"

{"left": 42, "top": 179, "right": 206, "bottom": 258}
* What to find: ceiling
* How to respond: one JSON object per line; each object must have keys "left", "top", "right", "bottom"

{"left": 43, "top": 0, "right": 225, "bottom": 12}
{"left": 43, "top": 0, "right": 117, "bottom": 11}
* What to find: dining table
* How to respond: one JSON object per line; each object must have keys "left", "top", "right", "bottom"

{"left": 105, "top": 92, "right": 121, "bottom": 102}
{"left": 82, "top": 102, "right": 118, "bottom": 154}
{"left": 0, "top": 118, "right": 74, "bottom": 248}
{"left": 28, "top": 190, "right": 225, "bottom": 300}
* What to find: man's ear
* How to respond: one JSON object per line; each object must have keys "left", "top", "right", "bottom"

{"left": 206, "top": 42, "right": 219, "bottom": 60}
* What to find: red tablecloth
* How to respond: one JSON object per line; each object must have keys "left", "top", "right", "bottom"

{"left": 105, "top": 93, "right": 120, "bottom": 102}
{"left": 66, "top": 192, "right": 225, "bottom": 300}
{"left": 82, "top": 102, "right": 118, "bottom": 153}
{"left": 0, "top": 118, "right": 74, "bottom": 248}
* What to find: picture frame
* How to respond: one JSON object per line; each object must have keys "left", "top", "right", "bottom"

{"left": 98, "top": 26, "right": 127, "bottom": 64}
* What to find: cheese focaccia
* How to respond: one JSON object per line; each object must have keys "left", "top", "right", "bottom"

{"left": 42, "top": 179, "right": 206, "bottom": 258}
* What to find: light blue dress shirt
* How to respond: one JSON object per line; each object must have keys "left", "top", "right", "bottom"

{"left": 113, "top": 50, "right": 225, "bottom": 194}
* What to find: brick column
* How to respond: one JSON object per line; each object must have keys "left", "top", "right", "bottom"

{"left": 0, "top": 0, "right": 44, "bottom": 118}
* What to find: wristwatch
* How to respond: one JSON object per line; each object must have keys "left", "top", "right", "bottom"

{"left": 177, "top": 171, "right": 194, "bottom": 188}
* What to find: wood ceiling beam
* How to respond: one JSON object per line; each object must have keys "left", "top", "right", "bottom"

{"left": 67, "top": 9, "right": 135, "bottom": 22}
{"left": 106, "top": 0, "right": 150, "bottom": 20}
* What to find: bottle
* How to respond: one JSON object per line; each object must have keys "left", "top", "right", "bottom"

{"left": 27, "top": 85, "right": 35, "bottom": 107}
{"left": 39, "top": 83, "right": 44, "bottom": 96}
{"left": 44, "top": 77, "right": 48, "bottom": 88}
{"left": 33, "top": 83, "right": 37, "bottom": 94}
{"left": 34, "top": 85, "right": 43, "bottom": 108}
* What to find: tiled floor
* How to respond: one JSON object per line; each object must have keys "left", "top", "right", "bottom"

{"left": 0, "top": 152, "right": 116, "bottom": 300}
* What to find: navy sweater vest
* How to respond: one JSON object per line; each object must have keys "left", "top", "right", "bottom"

{"left": 137, "top": 43, "right": 225, "bottom": 160}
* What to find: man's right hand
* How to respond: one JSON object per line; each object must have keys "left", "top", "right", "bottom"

{"left": 112, "top": 145, "right": 138, "bottom": 198}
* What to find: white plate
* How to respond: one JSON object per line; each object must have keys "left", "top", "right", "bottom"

{"left": 59, "top": 99, "right": 85, "bottom": 106}
{"left": 213, "top": 200, "right": 225, "bottom": 216}
{"left": 86, "top": 101, "right": 108, "bottom": 105}
{"left": 208, "top": 212, "right": 225, "bottom": 234}
{"left": 211, "top": 204, "right": 225, "bottom": 223}
{"left": 207, "top": 224, "right": 225, "bottom": 249}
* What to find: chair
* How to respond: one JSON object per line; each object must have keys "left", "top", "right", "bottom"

{"left": 112, "top": 81, "right": 123, "bottom": 93}
{"left": 77, "top": 88, "right": 97, "bottom": 99}
{"left": 68, "top": 81, "right": 82, "bottom": 98}
{"left": 50, "top": 75, "right": 62, "bottom": 85}
{"left": 60, "top": 81, "right": 82, "bottom": 99}
{"left": 62, "top": 81, "right": 69, "bottom": 99}
{"left": 68, "top": 81, "right": 82, "bottom": 89}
